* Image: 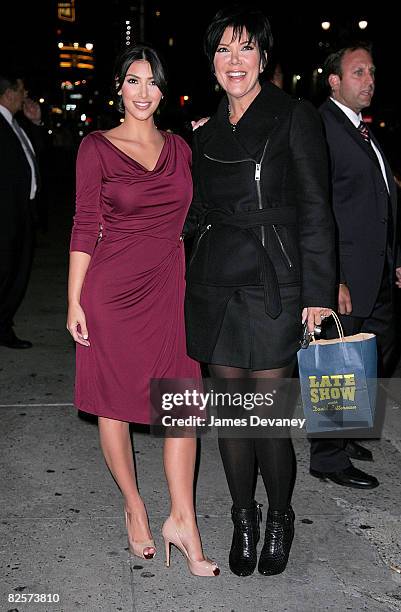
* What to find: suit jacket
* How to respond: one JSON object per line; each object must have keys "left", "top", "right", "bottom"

{"left": 185, "top": 82, "right": 336, "bottom": 311}
{"left": 320, "top": 99, "right": 398, "bottom": 317}
{"left": 0, "top": 113, "right": 40, "bottom": 250}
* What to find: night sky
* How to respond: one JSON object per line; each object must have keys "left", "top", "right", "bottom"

{"left": 2, "top": 3, "right": 400, "bottom": 149}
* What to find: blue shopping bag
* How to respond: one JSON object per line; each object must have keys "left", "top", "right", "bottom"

{"left": 297, "top": 312, "right": 377, "bottom": 434}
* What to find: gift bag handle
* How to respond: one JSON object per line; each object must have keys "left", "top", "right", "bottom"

{"left": 311, "top": 310, "right": 344, "bottom": 343}
{"left": 330, "top": 310, "right": 344, "bottom": 340}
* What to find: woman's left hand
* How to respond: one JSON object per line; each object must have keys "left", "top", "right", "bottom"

{"left": 191, "top": 117, "right": 210, "bottom": 131}
{"left": 302, "top": 307, "right": 332, "bottom": 334}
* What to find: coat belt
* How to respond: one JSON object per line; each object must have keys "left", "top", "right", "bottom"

{"left": 203, "top": 207, "right": 297, "bottom": 319}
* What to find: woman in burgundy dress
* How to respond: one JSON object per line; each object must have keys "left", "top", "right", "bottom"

{"left": 67, "top": 45, "right": 219, "bottom": 577}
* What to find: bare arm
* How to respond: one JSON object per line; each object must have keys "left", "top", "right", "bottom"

{"left": 67, "top": 251, "right": 91, "bottom": 346}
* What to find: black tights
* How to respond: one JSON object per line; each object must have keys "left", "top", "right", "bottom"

{"left": 209, "top": 364, "right": 296, "bottom": 512}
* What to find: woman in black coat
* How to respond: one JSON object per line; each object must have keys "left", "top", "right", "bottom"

{"left": 184, "top": 5, "right": 336, "bottom": 577}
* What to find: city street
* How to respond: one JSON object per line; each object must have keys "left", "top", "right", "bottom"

{"left": 1, "top": 167, "right": 401, "bottom": 612}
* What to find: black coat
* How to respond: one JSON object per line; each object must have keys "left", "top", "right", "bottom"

{"left": 0, "top": 113, "right": 40, "bottom": 250}
{"left": 184, "top": 83, "right": 336, "bottom": 363}
{"left": 185, "top": 83, "right": 335, "bottom": 306}
{"left": 320, "top": 99, "right": 399, "bottom": 317}
{"left": 0, "top": 111, "right": 42, "bottom": 335}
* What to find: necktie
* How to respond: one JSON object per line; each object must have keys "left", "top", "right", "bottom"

{"left": 358, "top": 120, "right": 370, "bottom": 143}
{"left": 358, "top": 120, "right": 393, "bottom": 248}
{"left": 12, "top": 118, "right": 40, "bottom": 185}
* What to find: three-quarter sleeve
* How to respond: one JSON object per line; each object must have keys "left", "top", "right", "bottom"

{"left": 70, "top": 135, "right": 102, "bottom": 256}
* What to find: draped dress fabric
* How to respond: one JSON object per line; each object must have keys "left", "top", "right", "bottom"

{"left": 70, "top": 130, "right": 200, "bottom": 423}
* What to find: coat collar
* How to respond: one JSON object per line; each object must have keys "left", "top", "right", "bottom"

{"left": 202, "top": 81, "right": 292, "bottom": 161}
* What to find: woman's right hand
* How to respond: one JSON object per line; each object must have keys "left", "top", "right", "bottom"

{"left": 67, "top": 303, "right": 90, "bottom": 346}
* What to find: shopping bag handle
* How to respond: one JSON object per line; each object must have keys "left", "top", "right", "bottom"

{"left": 310, "top": 310, "right": 344, "bottom": 343}
{"left": 330, "top": 310, "right": 344, "bottom": 340}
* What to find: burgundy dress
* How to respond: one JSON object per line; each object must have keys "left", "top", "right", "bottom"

{"left": 70, "top": 131, "right": 200, "bottom": 423}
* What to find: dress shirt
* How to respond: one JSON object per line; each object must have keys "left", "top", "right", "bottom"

{"left": 330, "top": 98, "right": 389, "bottom": 193}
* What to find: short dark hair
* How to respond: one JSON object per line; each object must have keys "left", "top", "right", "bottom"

{"left": 0, "top": 73, "right": 23, "bottom": 97}
{"left": 112, "top": 44, "right": 167, "bottom": 113}
{"left": 323, "top": 43, "right": 373, "bottom": 89}
{"left": 204, "top": 4, "right": 273, "bottom": 72}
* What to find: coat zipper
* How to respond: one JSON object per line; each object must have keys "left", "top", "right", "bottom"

{"left": 188, "top": 224, "right": 211, "bottom": 265}
{"left": 204, "top": 154, "right": 254, "bottom": 164}
{"left": 272, "top": 225, "right": 293, "bottom": 268}
{"left": 253, "top": 138, "right": 269, "bottom": 247}
{"left": 254, "top": 163, "right": 265, "bottom": 246}
{"left": 205, "top": 139, "right": 269, "bottom": 247}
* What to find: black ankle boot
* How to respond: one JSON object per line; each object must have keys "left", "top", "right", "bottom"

{"left": 229, "top": 502, "right": 262, "bottom": 576}
{"left": 258, "top": 506, "right": 295, "bottom": 576}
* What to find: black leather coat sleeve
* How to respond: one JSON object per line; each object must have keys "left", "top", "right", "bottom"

{"left": 182, "top": 129, "right": 208, "bottom": 239}
{"left": 290, "top": 100, "right": 336, "bottom": 308}
{"left": 396, "top": 198, "right": 401, "bottom": 268}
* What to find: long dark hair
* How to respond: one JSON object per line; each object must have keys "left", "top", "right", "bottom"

{"left": 112, "top": 44, "right": 168, "bottom": 113}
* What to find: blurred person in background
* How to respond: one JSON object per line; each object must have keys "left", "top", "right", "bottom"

{"left": 0, "top": 73, "right": 43, "bottom": 349}
{"left": 309, "top": 44, "right": 401, "bottom": 489}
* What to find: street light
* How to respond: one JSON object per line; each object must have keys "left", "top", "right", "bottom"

{"left": 358, "top": 20, "right": 368, "bottom": 30}
{"left": 321, "top": 21, "right": 331, "bottom": 31}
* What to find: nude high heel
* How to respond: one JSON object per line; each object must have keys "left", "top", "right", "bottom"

{"left": 124, "top": 509, "right": 156, "bottom": 560}
{"left": 162, "top": 516, "right": 220, "bottom": 576}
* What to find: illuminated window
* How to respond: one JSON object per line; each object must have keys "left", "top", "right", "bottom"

{"left": 58, "top": 0, "right": 75, "bottom": 22}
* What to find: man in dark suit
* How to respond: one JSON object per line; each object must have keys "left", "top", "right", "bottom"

{"left": 0, "top": 73, "right": 43, "bottom": 348}
{"left": 310, "top": 44, "right": 401, "bottom": 489}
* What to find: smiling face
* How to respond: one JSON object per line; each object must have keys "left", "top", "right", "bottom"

{"left": 213, "top": 26, "right": 264, "bottom": 106}
{"left": 329, "top": 48, "right": 375, "bottom": 114}
{"left": 119, "top": 60, "right": 162, "bottom": 121}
